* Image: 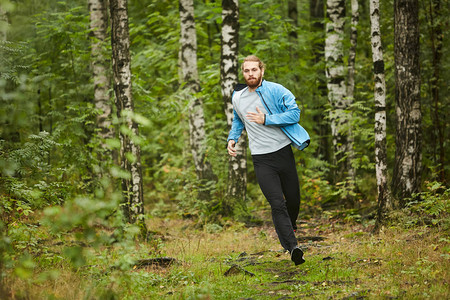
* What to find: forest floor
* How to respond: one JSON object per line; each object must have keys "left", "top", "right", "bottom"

{"left": 3, "top": 207, "right": 450, "bottom": 299}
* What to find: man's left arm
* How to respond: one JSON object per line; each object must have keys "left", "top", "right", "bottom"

{"left": 264, "top": 88, "right": 300, "bottom": 127}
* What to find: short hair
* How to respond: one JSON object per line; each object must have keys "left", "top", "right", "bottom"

{"left": 241, "top": 55, "right": 266, "bottom": 71}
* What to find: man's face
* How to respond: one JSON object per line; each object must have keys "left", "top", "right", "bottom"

{"left": 242, "top": 61, "right": 264, "bottom": 89}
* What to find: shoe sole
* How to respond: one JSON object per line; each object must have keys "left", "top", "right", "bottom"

{"left": 291, "top": 248, "right": 305, "bottom": 265}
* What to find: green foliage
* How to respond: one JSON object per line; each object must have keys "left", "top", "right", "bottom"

{"left": 4, "top": 215, "right": 450, "bottom": 299}
{"left": 127, "top": 0, "right": 450, "bottom": 217}
{"left": 0, "top": 1, "right": 117, "bottom": 288}
{"left": 419, "top": 0, "right": 450, "bottom": 183}
{"left": 1, "top": 3, "right": 98, "bottom": 188}
{"left": 128, "top": 0, "right": 230, "bottom": 222}
{"left": 0, "top": 0, "right": 449, "bottom": 297}
{"left": 403, "top": 182, "right": 450, "bottom": 229}
{"left": 301, "top": 160, "right": 333, "bottom": 209}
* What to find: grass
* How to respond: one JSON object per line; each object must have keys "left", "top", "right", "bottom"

{"left": 2, "top": 209, "right": 450, "bottom": 299}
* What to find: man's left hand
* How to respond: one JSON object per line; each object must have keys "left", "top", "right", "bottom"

{"left": 246, "top": 107, "right": 265, "bottom": 125}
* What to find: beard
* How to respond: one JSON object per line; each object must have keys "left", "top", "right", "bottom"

{"left": 245, "top": 74, "right": 262, "bottom": 89}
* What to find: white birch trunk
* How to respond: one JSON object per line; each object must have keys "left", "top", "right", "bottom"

{"left": 345, "top": 0, "right": 358, "bottom": 192}
{"left": 325, "top": 0, "right": 352, "bottom": 183}
{"left": 347, "top": 0, "right": 358, "bottom": 100}
{"left": 89, "top": 0, "right": 114, "bottom": 145}
{"left": 370, "top": 0, "right": 391, "bottom": 229}
{"left": 110, "top": 0, "right": 146, "bottom": 231}
{"left": 221, "top": 0, "right": 246, "bottom": 213}
{"left": 179, "top": 0, "right": 215, "bottom": 195}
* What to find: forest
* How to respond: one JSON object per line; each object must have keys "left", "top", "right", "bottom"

{"left": 0, "top": 0, "right": 449, "bottom": 299}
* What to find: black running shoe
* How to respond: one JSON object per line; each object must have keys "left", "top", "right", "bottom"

{"left": 291, "top": 247, "right": 305, "bottom": 265}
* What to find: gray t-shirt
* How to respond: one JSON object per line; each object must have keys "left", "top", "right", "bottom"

{"left": 233, "top": 88, "right": 291, "bottom": 155}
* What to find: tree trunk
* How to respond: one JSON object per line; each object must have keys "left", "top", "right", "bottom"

{"left": 346, "top": 0, "right": 358, "bottom": 183}
{"left": 221, "top": 0, "right": 246, "bottom": 215}
{"left": 426, "top": 0, "right": 445, "bottom": 183}
{"left": 288, "top": 0, "right": 300, "bottom": 83}
{"left": 347, "top": 0, "right": 358, "bottom": 105}
{"left": 369, "top": 0, "right": 391, "bottom": 231}
{"left": 110, "top": 0, "right": 147, "bottom": 234}
{"left": 325, "top": 0, "right": 352, "bottom": 186}
{"left": 89, "top": 0, "right": 114, "bottom": 148}
{"left": 310, "top": 0, "right": 331, "bottom": 168}
{"left": 179, "top": 0, "right": 216, "bottom": 200}
{"left": 288, "top": 0, "right": 298, "bottom": 41}
{"left": 0, "top": 5, "right": 7, "bottom": 41}
{"left": 392, "top": 0, "right": 422, "bottom": 206}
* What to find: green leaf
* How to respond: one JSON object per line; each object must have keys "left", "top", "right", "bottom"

{"left": 105, "top": 138, "right": 121, "bottom": 149}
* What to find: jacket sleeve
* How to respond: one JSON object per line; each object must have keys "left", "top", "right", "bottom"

{"left": 264, "top": 86, "right": 301, "bottom": 127}
{"left": 227, "top": 109, "right": 245, "bottom": 144}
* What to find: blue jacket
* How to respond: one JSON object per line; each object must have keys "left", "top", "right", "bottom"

{"left": 227, "top": 80, "right": 310, "bottom": 150}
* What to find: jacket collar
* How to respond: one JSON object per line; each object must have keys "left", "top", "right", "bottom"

{"left": 255, "top": 79, "right": 266, "bottom": 91}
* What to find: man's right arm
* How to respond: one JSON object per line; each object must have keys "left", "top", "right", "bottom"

{"left": 227, "top": 139, "right": 237, "bottom": 157}
{"left": 227, "top": 109, "right": 244, "bottom": 144}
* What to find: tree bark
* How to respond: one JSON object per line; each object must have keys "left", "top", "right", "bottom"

{"left": 369, "top": 0, "right": 391, "bottom": 231}
{"left": 110, "top": 0, "right": 147, "bottom": 234}
{"left": 89, "top": 0, "right": 114, "bottom": 147}
{"left": 0, "top": 5, "right": 7, "bottom": 41}
{"left": 347, "top": 0, "right": 358, "bottom": 105}
{"left": 288, "top": 0, "right": 300, "bottom": 84}
{"left": 221, "top": 0, "right": 246, "bottom": 215}
{"left": 345, "top": 0, "right": 358, "bottom": 198}
{"left": 426, "top": 0, "right": 445, "bottom": 183}
{"left": 179, "top": 0, "right": 216, "bottom": 199}
{"left": 310, "top": 0, "right": 331, "bottom": 167}
{"left": 392, "top": 0, "right": 422, "bottom": 206}
{"left": 325, "top": 0, "right": 352, "bottom": 186}
{"left": 288, "top": 0, "right": 298, "bottom": 41}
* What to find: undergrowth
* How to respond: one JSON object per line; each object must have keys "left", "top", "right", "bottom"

{"left": 2, "top": 203, "right": 449, "bottom": 300}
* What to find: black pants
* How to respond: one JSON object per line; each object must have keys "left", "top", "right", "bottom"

{"left": 252, "top": 144, "right": 300, "bottom": 252}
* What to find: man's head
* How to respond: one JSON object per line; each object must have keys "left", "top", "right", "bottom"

{"left": 241, "top": 55, "right": 265, "bottom": 89}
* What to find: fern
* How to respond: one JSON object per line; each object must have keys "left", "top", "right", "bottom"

{"left": 406, "top": 182, "right": 450, "bottom": 227}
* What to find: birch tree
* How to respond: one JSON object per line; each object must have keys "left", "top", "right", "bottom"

{"left": 369, "top": 0, "right": 390, "bottom": 230}
{"left": 110, "top": 0, "right": 147, "bottom": 233}
{"left": 89, "top": 0, "right": 114, "bottom": 148}
{"left": 325, "top": 0, "right": 353, "bottom": 185}
{"left": 347, "top": 0, "right": 358, "bottom": 100}
{"left": 179, "top": 0, "right": 216, "bottom": 199}
{"left": 346, "top": 0, "right": 358, "bottom": 185}
{"left": 221, "top": 0, "right": 245, "bottom": 214}
{"left": 392, "top": 0, "right": 422, "bottom": 206}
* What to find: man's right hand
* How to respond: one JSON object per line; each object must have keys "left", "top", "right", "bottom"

{"left": 227, "top": 140, "right": 237, "bottom": 157}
